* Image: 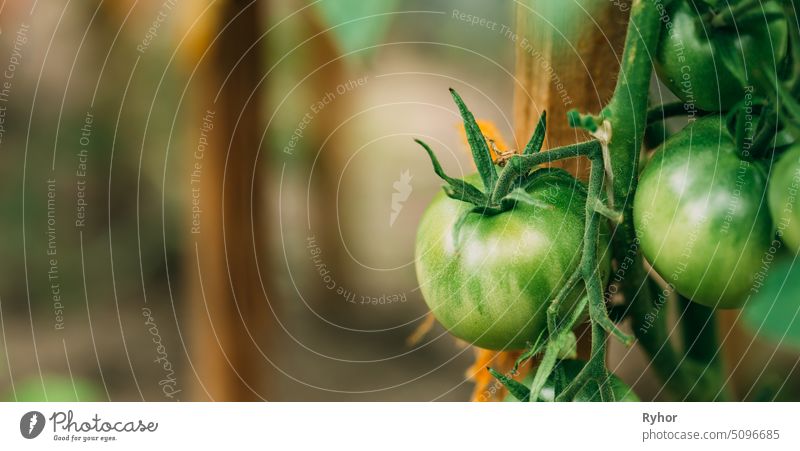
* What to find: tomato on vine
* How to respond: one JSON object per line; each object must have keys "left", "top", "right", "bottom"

{"left": 634, "top": 115, "right": 774, "bottom": 309}
{"left": 416, "top": 171, "right": 606, "bottom": 350}
{"left": 654, "top": 0, "right": 788, "bottom": 112}
{"left": 414, "top": 90, "right": 610, "bottom": 350}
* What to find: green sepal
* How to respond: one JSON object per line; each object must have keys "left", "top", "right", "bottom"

{"left": 442, "top": 184, "right": 488, "bottom": 206}
{"left": 449, "top": 88, "right": 498, "bottom": 193}
{"left": 531, "top": 296, "right": 588, "bottom": 401}
{"left": 528, "top": 334, "right": 566, "bottom": 402}
{"left": 523, "top": 111, "right": 547, "bottom": 155}
{"left": 415, "top": 139, "right": 488, "bottom": 205}
{"left": 500, "top": 188, "right": 554, "bottom": 211}
{"left": 450, "top": 206, "right": 497, "bottom": 249}
{"left": 487, "top": 368, "right": 530, "bottom": 402}
{"left": 511, "top": 331, "right": 546, "bottom": 375}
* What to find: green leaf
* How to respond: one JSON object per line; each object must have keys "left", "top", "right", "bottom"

{"left": 487, "top": 368, "right": 530, "bottom": 402}
{"left": 523, "top": 111, "right": 547, "bottom": 155}
{"left": 313, "top": 0, "right": 399, "bottom": 64}
{"left": 742, "top": 258, "right": 800, "bottom": 348}
{"left": 449, "top": 88, "right": 498, "bottom": 193}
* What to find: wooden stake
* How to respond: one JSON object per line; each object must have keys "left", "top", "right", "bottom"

{"left": 513, "top": 0, "right": 630, "bottom": 180}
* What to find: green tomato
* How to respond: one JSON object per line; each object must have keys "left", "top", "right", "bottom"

{"left": 655, "top": 0, "right": 788, "bottom": 112}
{"left": 415, "top": 171, "right": 609, "bottom": 350}
{"left": 9, "top": 376, "right": 102, "bottom": 402}
{"left": 505, "top": 360, "right": 640, "bottom": 402}
{"left": 634, "top": 116, "right": 773, "bottom": 309}
{"left": 768, "top": 145, "right": 800, "bottom": 253}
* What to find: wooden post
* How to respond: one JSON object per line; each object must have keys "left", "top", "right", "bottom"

{"left": 513, "top": 0, "right": 630, "bottom": 180}
{"left": 188, "top": 0, "right": 269, "bottom": 401}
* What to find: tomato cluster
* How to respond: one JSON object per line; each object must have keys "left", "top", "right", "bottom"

{"left": 635, "top": 0, "right": 798, "bottom": 309}
{"left": 654, "top": 0, "right": 788, "bottom": 112}
{"left": 413, "top": 0, "right": 798, "bottom": 401}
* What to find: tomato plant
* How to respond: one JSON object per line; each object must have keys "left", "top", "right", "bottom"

{"left": 634, "top": 115, "right": 773, "bottom": 309}
{"left": 415, "top": 91, "right": 614, "bottom": 351}
{"left": 655, "top": 0, "right": 788, "bottom": 112}
{"left": 414, "top": 0, "right": 800, "bottom": 402}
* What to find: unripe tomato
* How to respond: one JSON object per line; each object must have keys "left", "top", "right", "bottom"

{"left": 415, "top": 172, "right": 610, "bottom": 350}
{"left": 768, "top": 145, "right": 800, "bottom": 253}
{"left": 634, "top": 116, "right": 773, "bottom": 309}
{"left": 655, "top": 0, "right": 788, "bottom": 112}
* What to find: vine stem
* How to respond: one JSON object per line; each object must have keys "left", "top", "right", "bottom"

{"left": 522, "top": 0, "right": 726, "bottom": 401}
{"left": 600, "top": 0, "right": 686, "bottom": 388}
{"left": 498, "top": 0, "right": 731, "bottom": 401}
{"left": 554, "top": 147, "right": 627, "bottom": 401}
{"left": 601, "top": 0, "right": 727, "bottom": 400}
{"left": 602, "top": 0, "right": 704, "bottom": 397}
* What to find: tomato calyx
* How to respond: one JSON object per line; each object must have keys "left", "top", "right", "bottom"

{"left": 415, "top": 88, "right": 601, "bottom": 245}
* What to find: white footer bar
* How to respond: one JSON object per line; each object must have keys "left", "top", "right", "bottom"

{"left": 0, "top": 402, "right": 797, "bottom": 450}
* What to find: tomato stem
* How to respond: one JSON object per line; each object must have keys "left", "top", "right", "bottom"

{"left": 677, "top": 296, "right": 720, "bottom": 365}
{"left": 552, "top": 146, "right": 625, "bottom": 401}
{"left": 601, "top": 0, "right": 730, "bottom": 401}
{"left": 645, "top": 101, "right": 705, "bottom": 124}
{"left": 706, "top": 0, "right": 764, "bottom": 28}
{"left": 556, "top": 323, "right": 611, "bottom": 401}
{"left": 592, "top": 199, "right": 623, "bottom": 225}
{"left": 491, "top": 140, "right": 600, "bottom": 203}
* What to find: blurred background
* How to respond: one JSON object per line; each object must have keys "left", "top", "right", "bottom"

{"left": 0, "top": 0, "right": 798, "bottom": 401}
